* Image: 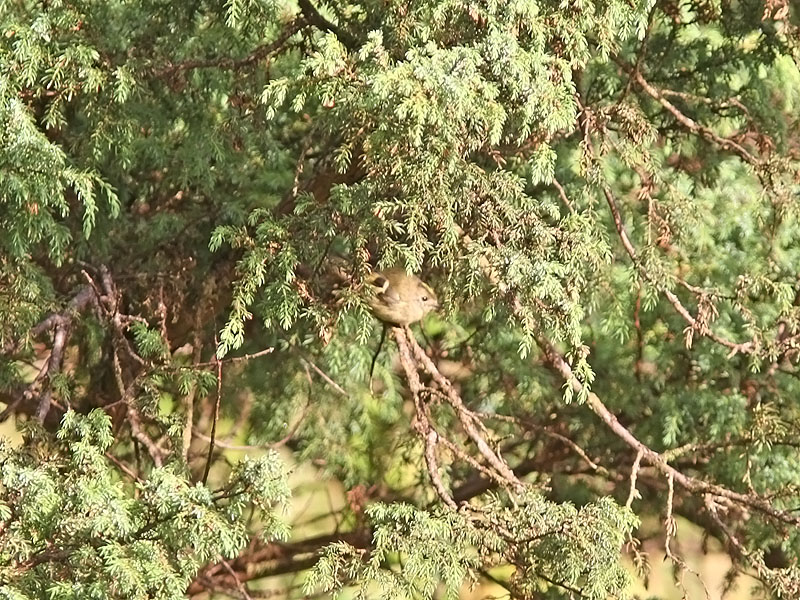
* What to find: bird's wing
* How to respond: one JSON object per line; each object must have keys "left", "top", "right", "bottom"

{"left": 368, "top": 274, "right": 402, "bottom": 305}
{"left": 378, "top": 288, "right": 402, "bottom": 305}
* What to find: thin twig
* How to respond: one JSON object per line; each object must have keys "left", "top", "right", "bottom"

{"left": 182, "top": 328, "right": 204, "bottom": 461}
{"left": 202, "top": 342, "right": 223, "bottom": 485}
{"left": 105, "top": 451, "right": 143, "bottom": 482}
{"left": 626, "top": 449, "right": 643, "bottom": 508}
{"left": 602, "top": 181, "right": 752, "bottom": 354}
{"left": 221, "top": 559, "right": 254, "bottom": 600}
{"left": 192, "top": 432, "right": 271, "bottom": 451}
{"left": 35, "top": 324, "right": 69, "bottom": 421}
{"left": 551, "top": 178, "right": 575, "bottom": 214}
{"left": 127, "top": 403, "right": 164, "bottom": 468}
{"left": 663, "top": 473, "right": 711, "bottom": 600}
{"left": 301, "top": 356, "right": 348, "bottom": 396}
{"left": 297, "top": 0, "right": 358, "bottom": 49}
{"left": 536, "top": 337, "right": 800, "bottom": 526}
{"left": 422, "top": 428, "right": 457, "bottom": 509}
{"left": 579, "top": 101, "right": 754, "bottom": 355}
{"left": 626, "top": 66, "right": 759, "bottom": 165}
{"left": 477, "top": 412, "right": 602, "bottom": 473}
{"left": 456, "top": 223, "right": 800, "bottom": 525}
{"left": 193, "top": 401, "right": 310, "bottom": 450}
{"left": 191, "top": 347, "right": 275, "bottom": 368}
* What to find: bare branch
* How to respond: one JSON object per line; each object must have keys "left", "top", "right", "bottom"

{"left": 221, "top": 559, "right": 254, "bottom": 600}
{"left": 1, "top": 286, "right": 103, "bottom": 422}
{"left": 35, "top": 324, "right": 70, "bottom": 422}
{"left": 301, "top": 356, "right": 348, "bottom": 397}
{"left": 663, "top": 473, "right": 712, "bottom": 600}
{"left": 536, "top": 336, "right": 800, "bottom": 526}
{"left": 126, "top": 402, "right": 165, "bottom": 468}
{"left": 202, "top": 347, "right": 223, "bottom": 485}
{"left": 625, "top": 449, "right": 643, "bottom": 508}
{"left": 392, "top": 326, "right": 458, "bottom": 508}
{"left": 620, "top": 63, "right": 760, "bottom": 165}
{"left": 297, "top": 0, "right": 358, "bottom": 50}
{"left": 551, "top": 178, "right": 575, "bottom": 214}
{"left": 454, "top": 223, "right": 799, "bottom": 525}
{"left": 478, "top": 412, "right": 602, "bottom": 474}
{"left": 402, "top": 328, "right": 523, "bottom": 491}
{"left": 577, "top": 101, "right": 754, "bottom": 355}
{"left": 603, "top": 182, "right": 753, "bottom": 354}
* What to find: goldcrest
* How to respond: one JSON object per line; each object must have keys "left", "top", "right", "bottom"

{"left": 366, "top": 268, "right": 439, "bottom": 326}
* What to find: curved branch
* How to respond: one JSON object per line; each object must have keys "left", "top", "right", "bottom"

{"left": 577, "top": 100, "right": 754, "bottom": 355}
{"left": 392, "top": 326, "right": 458, "bottom": 508}
{"left": 602, "top": 182, "right": 753, "bottom": 354}
{"left": 625, "top": 66, "right": 759, "bottom": 166}
{"left": 454, "top": 225, "right": 798, "bottom": 526}
{"left": 536, "top": 337, "right": 800, "bottom": 526}
{"left": 1, "top": 286, "right": 99, "bottom": 422}
{"left": 400, "top": 327, "right": 524, "bottom": 491}
{"left": 297, "top": 0, "right": 358, "bottom": 50}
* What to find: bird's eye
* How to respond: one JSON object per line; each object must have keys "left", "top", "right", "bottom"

{"left": 421, "top": 296, "right": 428, "bottom": 301}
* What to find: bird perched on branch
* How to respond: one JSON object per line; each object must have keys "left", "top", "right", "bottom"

{"left": 364, "top": 268, "right": 439, "bottom": 393}
{"left": 365, "top": 268, "right": 440, "bottom": 326}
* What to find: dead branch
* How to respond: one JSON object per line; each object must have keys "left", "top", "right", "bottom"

{"left": 577, "top": 100, "right": 754, "bottom": 355}
{"left": 536, "top": 336, "right": 800, "bottom": 526}
{"left": 297, "top": 0, "right": 358, "bottom": 50}
{"left": 392, "top": 326, "right": 458, "bottom": 508}
{"left": 126, "top": 402, "right": 165, "bottom": 468}
{"left": 627, "top": 67, "right": 760, "bottom": 165}
{"left": 35, "top": 324, "right": 70, "bottom": 422}
{"left": 202, "top": 344, "right": 223, "bottom": 485}
{"left": 1, "top": 286, "right": 100, "bottom": 422}
{"left": 454, "top": 223, "right": 800, "bottom": 527}
{"left": 402, "top": 328, "right": 524, "bottom": 491}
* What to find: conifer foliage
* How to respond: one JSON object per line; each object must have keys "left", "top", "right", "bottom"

{"left": 1, "top": 0, "right": 800, "bottom": 598}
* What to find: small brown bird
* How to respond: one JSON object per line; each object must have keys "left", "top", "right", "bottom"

{"left": 366, "top": 268, "right": 440, "bottom": 326}
{"left": 365, "top": 268, "right": 439, "bottom": 392}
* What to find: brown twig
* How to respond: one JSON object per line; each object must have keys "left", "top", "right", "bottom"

{"left": 663, "top": 473, "right": 712, "bottom": 600}
{"left": 578, "top": 101, "right": 754, "bottom": 355}
{"left": 403, "top": 328, "right": 524, "bottom": 490}
{"left": 625, "top": 449, "right": 643, "bottom": 508}
{"left": 126, "top": 402, "right": 165, "bottom": 468}
{"left": 301, "top": 356, "right": 348, "bottom": 396}
{"left": 536, "top": 336, "right": 800, "bottom": 525}
{"left": 1, "top": 286, "right": 99, "bottom": 422}
{"left": 105, "top": 451, "right": 143, "bottom": 482}
{"left": 619, "top": 3, "right": 658, "bottom": 102}
{"left": 182, "top": 320, "right": 205, "bottom": 461}
{"left": 190, "top": 347, "right": 275, "bottom": 368}
{"left": 221, "top": 559, "right": 254, "bottom": 600}
{"left": 202, "top": 340, "right": 223, "bottom": 485}
{"left": 35, "top": 324, "right": 69, "bottom": 422}
{"left": 551, "top": 178, "right": 575, "bottom": 214}
{"left": 454, "top": 224, "right": 800, "bottom": 525}
{"left": 602, "top": 181, "right": 753, "bottom": 354}
{"left": 477, "top": 411, "right": 602, "bottom": 473}
{"left": 623, "top": 65, "right": 759, "bottom": 166}
{"left": 297, "top": 0, "right": 358, "bottom": 50}
{"left": 421, "top": 428, "right": 457, "bottom": 509}
{"left": 392, "top": 327, "right": 458, "bottom": 508}
{"left": 192, "top": 399, "right": 310, "bottom": 450}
